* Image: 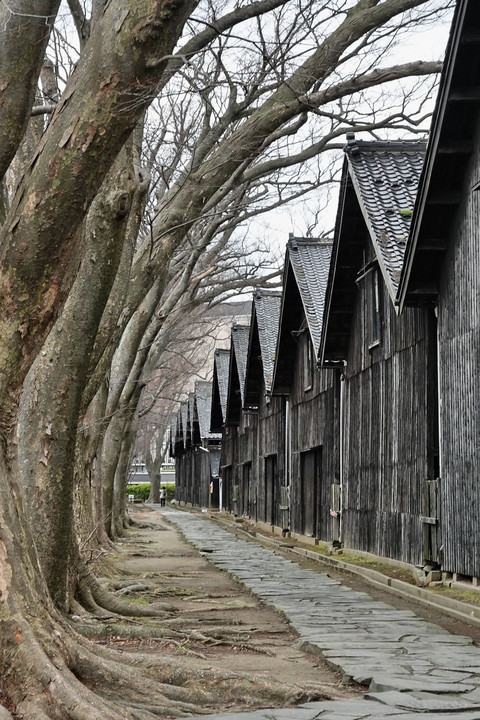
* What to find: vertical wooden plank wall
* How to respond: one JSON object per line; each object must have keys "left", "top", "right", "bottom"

{"left": 256, "top": 388, "right": 286, "bottom": 527}
{"left": 289, "top": 333, "right": 340, "bottom": 541}
{"left": 220, "top": 426, "right": 238, "bottom": 511}
{"left": 437, "top": 130, "right": 480, "bottom": 577}
{"left": 342, "top": 249, "right": 437, "bottom": 565}
{"left": 235, "top": 411, "right": 258, "bottom": 516}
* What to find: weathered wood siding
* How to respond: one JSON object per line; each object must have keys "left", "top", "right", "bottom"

{"left": 437, "top": 127, "right": 480, "bottom": 577}
{"left": 343, "top": 244, "right": 437, "bottom": 565}
{"left": 290, "top": 332, "right": 340, "bottom": 541}
{"left": 256, "top": 384, "right": 285, "bottom": 527}
{"left": 174, "top": 447, "right": 210, "bottom": 507}
{"left": 175, "top": 452, "right": 186, "bottom": 503}
{"left": 234, "top": 411, "right": 258, "bottom": 517}
{"left": 220, "top": 425, "right": 237, "bottom": 512}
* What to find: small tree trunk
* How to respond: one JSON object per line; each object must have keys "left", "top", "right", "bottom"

{"left": 74, "top": 380, "right": 109, "bottom": 551}
{"left": 112, "top": 421, "right": 135, "bottom": 537}
{"left": 99, "top": 411, "right": 128, "bottom": 538}
{"left": 0, "top": 1, "right": 60, "bottom": 181}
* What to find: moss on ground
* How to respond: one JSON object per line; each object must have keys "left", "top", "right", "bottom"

{"left": 123, "top": 596, "right": 150, "bottom": 605}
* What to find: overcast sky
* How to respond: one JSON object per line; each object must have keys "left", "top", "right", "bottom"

{"left": 250, "top": 11, "right": 452, "bottom": 259}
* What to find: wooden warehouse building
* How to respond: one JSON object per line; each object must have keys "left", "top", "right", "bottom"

{"left": 172, "top": 382, "right": 220, "bottom": 508}
{"left": 222, "top": 324, "right": 256, "bottom": 516}
{"left": 272, "top": 237, "right": 340, "bottom": 542}
{"left": 210, "top": 347, "right": 233, "bottom": 511}
{"left": 170, "top": 0, "right": 480, "bottom": 581}
{"left": 173, "top": 401, "right": 190, "bottom": 505}
{"left": 244, "top": 289, "right": 284, "bottom": 527}
{"left": 398, "top": 0, "right": 480, "bottom": 578}
{"left": 320, "top": 135, "right": 439, "bottom": 567}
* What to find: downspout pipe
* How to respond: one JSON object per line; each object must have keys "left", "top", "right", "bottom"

{"left": 339, "top": 363, "right": 346, "bottom": 544}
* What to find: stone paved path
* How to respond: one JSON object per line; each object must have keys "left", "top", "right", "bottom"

{"left": 161, "top": 508, "right": 480, "bottom": 719}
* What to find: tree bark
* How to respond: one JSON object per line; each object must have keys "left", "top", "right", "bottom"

{"left": 112, "top": 420, "right": 136, "bottom": 536}
{"left": 0, "top": 1, "right": 60, "bottom": 181}
{"left": 17, "top": 148, "right": 137, "bottom": 606}
{"left": 74, "top": 381, "right": 111, "bottom": 551}
{"left": 145, "top": 431, "right": 166, "bottom": 504}
{"left": 0, "top": 3, "right": 198, "bottom": 711}
{"left": 0, "top": 0, "right": 197, "bottom": 413}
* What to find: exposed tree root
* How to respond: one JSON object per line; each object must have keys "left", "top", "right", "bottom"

{"left": 69, "top": 634, "right": 323, "bottom": 711}
{"left": 116, "top": 583, "right": 152, "bottom": 595}
{"left": 76, "top": 579, "right": 112, "bottom": 617}
{"left": 127, "top": 519, "right": 163, "bottom": 530}
{"left": 8, "top": 618, "right": 157, "bottom": 720}
{"left": 72, "top": 617, "right": 181, "bottom": 640}
{"left": 77, "top": 559, "right": 175, "bottom": 616}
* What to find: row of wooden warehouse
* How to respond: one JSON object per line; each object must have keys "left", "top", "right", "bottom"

{"left": 171, "top": 0, "right": 480, "bottom": 580}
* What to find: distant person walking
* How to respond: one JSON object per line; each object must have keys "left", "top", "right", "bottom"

{"left": 160, "top": 487, "right": 166, "bottom": 507}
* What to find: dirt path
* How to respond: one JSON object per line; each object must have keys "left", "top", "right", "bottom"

{"left": 85, "top": 508, "right": 362, "bottom": 716}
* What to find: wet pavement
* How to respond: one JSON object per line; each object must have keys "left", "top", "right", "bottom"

{"left": 161, "top": 507, "right": 480, "bottom": 719}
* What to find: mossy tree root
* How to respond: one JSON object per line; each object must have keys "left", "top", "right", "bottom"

{"left": 77, "top": 559, "right": 175, "bottom": 617}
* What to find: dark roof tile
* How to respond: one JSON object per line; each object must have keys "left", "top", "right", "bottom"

{"left": 213, "top": 348, "right": 230, "bottom": 422}
{"left": 288, "top": 237, "right": 333, "bottom": 353}
{"left": 253, "top": 289, "right": 282, "bottom": 392}
{"left": 345, "top": 135, "right": 425, "bottom": 300}
{"left": 231, "top": 324, "right": 250, "bottom": 405}
{"left": 194, "top": 380, "right": 221, "bottom": 440}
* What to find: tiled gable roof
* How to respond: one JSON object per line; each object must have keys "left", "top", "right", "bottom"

{"left": 231, "top": 324, "right": 250, "bottom": 406}
{"left": 288, "top": 237, "right": 333, "bottom": 354}
{"left": 194, "top": 381, "right": 221, "bottom": 440}
{"left": 345, "top": 134, "right": 425, "bottom": 301}
{"left": 253, "top": 289, "right": 281, "bottom": 392}
{"left": 213, "top": 348, "right": 230, "bottom": 423}
{"left": 397, "top": 0, "right": 479, "bottom": 308}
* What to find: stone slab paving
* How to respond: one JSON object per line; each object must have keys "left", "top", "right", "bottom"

{"left": 161, "top": 508, "right": 480, "bottom": 719}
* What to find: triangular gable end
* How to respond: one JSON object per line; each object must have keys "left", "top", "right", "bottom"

{"left": 321, "top": 138, "right": 425, "bottom": 365}
{"left": 194, "top": 380, "right": 221, "bottom": 442}
{"left": 210, "top": 348, "right": 230, "bottom": 433}
{"left": 398, "top": 0, "right": 480, "bottom": 308}
{"left": 225, "top": 324, "right": 250, "bottom": 424}
{"left": 345, "top": 134, "right": 425, "bottom": 305}
{"left": 245, "top": 289, "right": 281, "bottom": 406}
{"left": 273, "top": 237, "right": 332, "bottom": 393}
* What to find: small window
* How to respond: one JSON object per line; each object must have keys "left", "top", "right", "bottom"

{"left": 370, "top": 268, "right": 382, "bottom": 348}
{"left": 303, "top": 335, "right": 315, "bottom": 390}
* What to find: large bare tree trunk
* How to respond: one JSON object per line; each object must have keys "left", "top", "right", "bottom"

{"left": 17, "top": 148, "right": 136, "bottom": 606}
{"left": 74, "top": 380, "right": 115, "bottom": 559}
{"left": 0, "top": 0, "right": 197, "bottom": 410}
{"left": 0, "top": 2, "right": 197, "bottom": 713}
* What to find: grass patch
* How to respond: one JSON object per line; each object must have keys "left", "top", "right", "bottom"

{"left": 428, "top": 585, "right": 480, "bottom": 606}
{"left": 302, "top": 542, "right": 415, "bottom": 584}
{"left": 336, "top": 552, "right": 415, "bottom": 584}
{"left": 308, "top": 542, "right": 330, "bottom": 555}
